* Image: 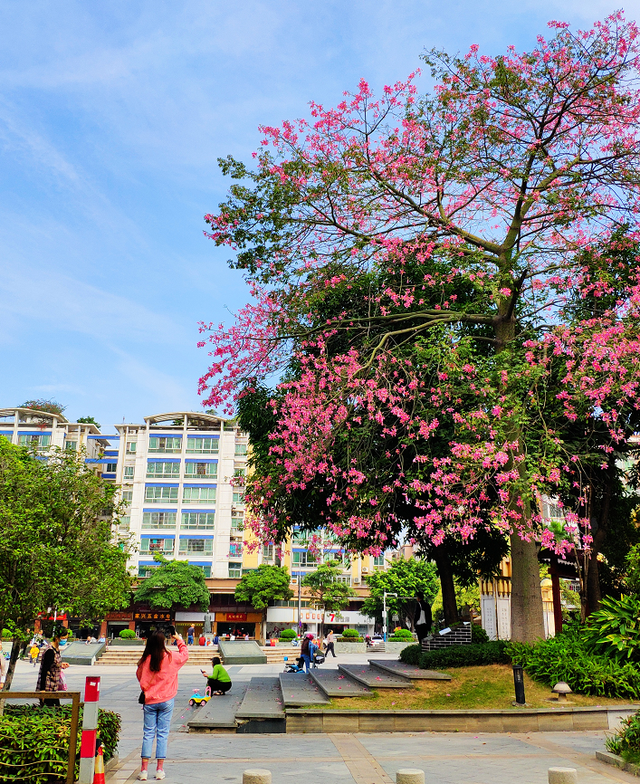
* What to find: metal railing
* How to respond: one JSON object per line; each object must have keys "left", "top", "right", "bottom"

{"left": 0, "top": 690, "right": 80, "bottom": 784}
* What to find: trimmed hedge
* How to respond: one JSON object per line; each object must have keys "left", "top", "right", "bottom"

{"left": 341, "top": 628, "right": 360, "bottom": 638}
{"left": 508, "top": 633, "right": 640, "bottom": 700}
{"left": 0, "top": 704, "right": 120, "bottom": 783}
{"left": 399, "top": 640, "right": 509, "bottom": 669}
{"left": 118, "top": 628, "right": 136, "bottom": 639}
{"left": 399, "top": 643, "right": 421, "bottom": 665}
{"left": 279, "top": 628, "right": 297, "bottom": 641}
{"left": 389, "top": 628, "right": 413, "bottom": 641}
{"left": 471, "top": 625, "right": 489, "bottom": 644}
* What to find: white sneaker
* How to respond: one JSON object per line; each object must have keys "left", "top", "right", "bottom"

{"left": 137, "top": 773, "right": 148, "bottom": 781}
{"left": 155, "top": 772, "right": 166, "bottom": 781}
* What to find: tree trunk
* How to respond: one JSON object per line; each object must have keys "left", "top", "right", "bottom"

{"left": 510, "top": 534, "right": 545, "bottom": 642}
{"left": 0, "top": 635, "right": 23, "bottom": 715}
{"left": 433, "top": 550, "right": 458, "bottom": 626}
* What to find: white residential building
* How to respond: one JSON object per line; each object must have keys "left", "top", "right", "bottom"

{"left": 111, "top": 412, "right": 248, "bottom": 579}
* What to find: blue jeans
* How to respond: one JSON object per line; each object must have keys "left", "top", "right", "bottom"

{"left": 187, "top": 635, "right": 194, "bottom": 645}
{"left": 301, "top": 654, "right": 311, "bottom": 673}
{"left": 141, "top": 699, "right": 174, "bottom": 760}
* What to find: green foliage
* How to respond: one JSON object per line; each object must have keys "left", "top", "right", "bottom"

{"left": 0, "top": 439, "right": 131, "bottom": 689}
{"left": 471, "top": 625, "right": 490, "bottom": 644}
{"left": 118, "top": 628, "right": 136, "bottom": 639}
{"left": 626, "top": 543, "right": 640, "bottom": 596}
{"left": 302, "top": 561, "right": 351, "bottom": 613}
{"left": 341, "top": 628, "right": 360, "bottom": 638}
{"left": 279, "top": 628, "right": 297, "bottom": 641}
{"left": 76, "top": 416, "right": 101, "bottom": 428}
{"left": 399, "top": 643, "right": 422, "bottom": 666}
{"left": 418, "top": 641, "right": 509, "bottom": 669}
{"left": 580, "top": 594, "right": 640, "bottom": 664}
{"left": 339, "top": 635, "right": 363, "bottom": 642}
{"left": 134, "top": 554, "right": 210, "bottom": 611}
{"left": 0, "top": 704, "right": 120, "bottom": 782}
{"left": 606, "top": 710, "right": 640, "bottom": 763}
{"left": 389, "top": 628, "right": 414, "bottom": 640}
{"left": 361, "top": 558, "right": 438, "bottom": 621}
{"left": 508, "top": 632, "right": 640, "bottom": 700}
{"left": 234, "top": 564, "right": 293, "bottom": 611}
{"left": 1, "top": 629, "right": 11, "bottom": 639}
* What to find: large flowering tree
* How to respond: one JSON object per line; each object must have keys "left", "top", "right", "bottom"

{"left": 200, "top": 15, "right": 640, "bottom": 641}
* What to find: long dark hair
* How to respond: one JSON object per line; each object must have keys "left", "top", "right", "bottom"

{"left": 138, "top": 631, "right": 171, "bottom": 673}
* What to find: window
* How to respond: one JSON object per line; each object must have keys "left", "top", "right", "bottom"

{"left": 234, "top": 467, "right": 246, "bottom": 477}
{"left": 65, "top": 440, "right": 77, "bottom": 451}
{"left": 122, "top": 490, "right": 133, "bottom": 504}
{"left": 195, "top": 565, "right": 212, "bottom": 578}
{"left": 292, "top": 550, "right": 317, "bottom": 567}
{"left": 144, "top": 486, "right": 179, "bottom": 504}
{"left": 18, "top": 434, "right": 51, "bottom": 449}
{"left": 373, "top": 555, "right": 385, "bottom": 568}
{"left": 229, "top": 562, "right": 242, "bottom": 578}
{"left": 235, "top": 443, "right": 248, "bottom": 456}
{"left": 292, "top": 530, "right": 311, "bottom": 546}
{"left": 232, "top": 491, "right": 245, "bottom": 504}
{"left": 124, "top": 466, "right": 135, "bottom": 480}
{"left": 186, "top": 437, "right": 218, "bottom": 454}
{"left": 126, "top": 441, "right": 136, "bottom": 453}
{"left": 231, "top": 514, "right": 244, "bottom": 531}
{"left": 138, "top": 565, "right": 159, "bottom": 578}
{"left": 118, "top": 516, "right": 130, "bottom": 532}
{"left": 263, "top": 545, "right": 274, "bottom": 562}
{"left": 229, "top": 542, "right": 243, "bottom": 557}
{"left": 140, "top": 538, "right": 174, "bottom": 554}
{"left": 181, "top": 512, "right": 215, "bottom": 530}
{"left": 148, "top": 436, "right": 181, "bottom": 453}
{"left": 185, "top": 461, "right": 217, "bottom": 478}
{"left": 105, "top": 463, "right": 117, "bottom": 473}
{"left": 142, "top": 511, "right": 177, "bottom": 529}
{"left": 146, "top": 462, "right": 180, "bottom": 479}
{"left": 183, "top": 486, "right": 217, "bottom": 504}
{"left": 334, "top": 575, "right": 352, "bottom": 585}
{"left": 178, "top": 538, "right": 213, "bottom": 555}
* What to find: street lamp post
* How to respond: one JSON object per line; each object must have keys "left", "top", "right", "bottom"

{"left": 383, "top": 592, "right": 397, "bottom": 642}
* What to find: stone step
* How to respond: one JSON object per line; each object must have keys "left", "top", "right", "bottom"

{"left": 337, "top": 663, "right": 414, "bottom": 689}
{"left": 368, "top": 659, "right": 452, "bottom": 681}
{"left": 187, "top": 683, "right": 248, "bottom": 732}
{"left": 235, "top": 677, "right": 285, "bottom": 719}
{"left": 278, "top": 673, "right": 330, "bottom": 707}
{"left": 309, "top": 668, "right": 372, "bottom": 698}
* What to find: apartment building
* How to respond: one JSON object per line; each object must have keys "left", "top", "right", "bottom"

{"left": 0, "top": 406, "right": 108, "bottom": 460}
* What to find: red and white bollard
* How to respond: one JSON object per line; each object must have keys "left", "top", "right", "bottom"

{"left": 78, "top": 676, "right": 100, "bottom": 784}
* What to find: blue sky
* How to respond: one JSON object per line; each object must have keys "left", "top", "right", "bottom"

{"left": 0, "top": 0, "right": 634, "bottom": 429}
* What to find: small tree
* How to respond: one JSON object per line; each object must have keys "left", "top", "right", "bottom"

{"left": 134, "top": 555, "right": 210, "bottom": 612}
{"left": 0, "top": 440, "right": 131, "bottom": 691}
{"left": 18, "top": 399, "right": 66, "bottom": 417}
{"left": 76, "top": 415, "right": 101, "bottom": 428}
{"left": 234, "top": 564, "right": 293, "bottom": 640}
{"left": 302, "top": 560, "right": 351, "bottom": 638}
{"left": 361, "top": 558, "right": 438, "bottom": 630}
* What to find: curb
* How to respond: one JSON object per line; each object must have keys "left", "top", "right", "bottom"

{"left": 596, "top": 750, "right": 640, "bottom": 776}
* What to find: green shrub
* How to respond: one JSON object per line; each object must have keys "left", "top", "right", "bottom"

{"left": 580, "top": 595, "right": 640, "bottom": 664}
{"left": 118, "top": 628, "right": 136, "bottom": 639}
{"left": 1, "top": 629, "right": 11, "bottom": 639}
{"left": 0, "top": 704, "right": 121, "bottom": 782}
{"left": 471, "top": 625, "right": 489, "bottom": 644}
{"left": 419, "top": 641, "right": 509, "bottom": 669}
{"left": 339, "top": 635, "right": 363, "bottom": 642}
{"left": 508, "top": 632, "right": 640, "bottom": 700}
{"left": 389, "top": 628, "right": 414, "bottom": 641}
{"left": 279, "top": 629, "right": 297, "bottom": 641}
{"left": 606, "top": 709, "right": 640, "bottom": 763}
{"left": 399, "top": 644, "right": 421, "bottom": 665}
{"left": 341, "top": 628, "right": 360, "bottom": 638}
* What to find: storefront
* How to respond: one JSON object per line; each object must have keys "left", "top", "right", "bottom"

{"left": 265, "top": 607, "right": 374, "bottom": 637}
{"left": 174, "top": 611, "right": 205, "bottom": 639}
{"left": 214, "top": 612, "right": 262, "bottom": 640}
{"left": 133, "top": 609, "right": 173, "bottom": 638}
{"left": 103, "top": 611, "right": 135, "bottom": 639}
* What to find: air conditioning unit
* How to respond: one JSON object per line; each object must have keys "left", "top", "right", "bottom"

{"left": 362, "top": 568, "right": 369, "bottom": 574}
{"left": 353, "top": 578, "right": 361, "bottom": 584}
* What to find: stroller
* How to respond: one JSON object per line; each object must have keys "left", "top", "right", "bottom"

{"left": 283, "top": 651, "right": 325, "bottom": 673}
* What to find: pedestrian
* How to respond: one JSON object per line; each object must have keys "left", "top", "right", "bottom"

{"left": 36, "top": 627, "right": 70, "bottom": 706}
{"left": 198, "top": 633, "right": 206, "bottom": 646}
{"left": 30, "top": 643, "right": 40, "bottom": 667}
{"left": 414, "top": 592, "right": 433, "bottom": 646}
{"left": 300, "top": 632, "right": 316, "bottom": 674}
{"left": 136, "top": 630, "right": 189, "bottom": 781}
{"left": 187, "top": 625, "right": 195, "bottom": 645}
{"left": 213, "top": 633, "right": 219, "bottom": 646}
{"left": 200, "top": 656, "right": 232, "bottom": 695}
{"left": 324, "top": 629, "right": 336, "bottom": 658}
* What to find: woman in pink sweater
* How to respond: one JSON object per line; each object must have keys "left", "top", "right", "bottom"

{"left": 136, "top": 631, "right": 189, "bottom": 781}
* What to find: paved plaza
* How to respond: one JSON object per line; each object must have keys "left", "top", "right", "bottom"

{"left": 8, "top": 656, "right": 640, "bottom": 784}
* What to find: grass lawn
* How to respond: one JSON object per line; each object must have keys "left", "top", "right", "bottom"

{"left": 318, "top": 665, "right": 633, "bottom": 711}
